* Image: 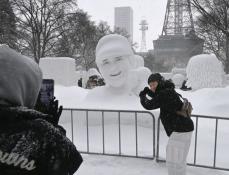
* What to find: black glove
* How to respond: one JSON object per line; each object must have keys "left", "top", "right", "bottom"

{"left": 35, "top": 96, "right": 63, "bottom": 125}
{"left": 147, "top": 89, "right": 155, "bottom": 98}
{"left": 47, "top": 97, "right": 63, "bottom": 125}
{"left": 139, "top": 87, "right": 151, "bottom": 97}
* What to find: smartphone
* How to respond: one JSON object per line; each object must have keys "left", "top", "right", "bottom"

{"left": 38, "top": 79, "right": 54, "bottom": 108}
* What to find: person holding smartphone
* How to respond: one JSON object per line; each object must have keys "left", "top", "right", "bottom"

{"left": 0, "top": 45, "right": 82, "bottom": 175}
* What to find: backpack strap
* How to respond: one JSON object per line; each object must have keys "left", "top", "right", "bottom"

{"left": 175, "top": 91, "right": 185, "bottom": 101}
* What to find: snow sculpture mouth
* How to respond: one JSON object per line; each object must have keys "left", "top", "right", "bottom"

{"left": 110, "top": 71, "right": 122, "bottom": 77}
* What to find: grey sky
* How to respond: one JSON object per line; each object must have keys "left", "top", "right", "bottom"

{"left": 78, "top": 0, "right": 168, "bottom": 51}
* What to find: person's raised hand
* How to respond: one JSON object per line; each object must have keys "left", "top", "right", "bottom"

{"left": 139, "top": 87, "right": 150, "bottom": 97}
{"left": 47, "top": 97, "right": 63, "bottom": 125}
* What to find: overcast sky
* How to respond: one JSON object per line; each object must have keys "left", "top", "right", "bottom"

{"left": 78, "top": 0, "right": 168, "bottom": 51}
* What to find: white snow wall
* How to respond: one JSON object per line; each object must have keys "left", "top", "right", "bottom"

{"left": 39, "top": 57, "right": 77, "bottom": 86}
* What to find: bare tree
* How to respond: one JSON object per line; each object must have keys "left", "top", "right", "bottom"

{"left": 0, "top": 0, "right": 17, "bottom": 48}
{"left": 55, "top": 12, "right": 112, "bottom": 71}
{"left": 11, "top": 0, "right": 77, "bottom": 63}
{"left": 191, "top": 0, "right": 229, "bottom": 73}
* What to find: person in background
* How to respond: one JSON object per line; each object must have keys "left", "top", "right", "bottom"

{"left": 180, "top": 79, "right": 192, "bottom": 91}
{"left": 139, "top": 73, "right": 194, "bottom": 175}
{"left": 0, "top": 45, "right": 82, "bottom": 175}
{"left": 78, "top": 78, "right": 82, "bottom": 87}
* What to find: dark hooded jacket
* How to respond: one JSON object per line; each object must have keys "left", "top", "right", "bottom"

{"left": 0, "top": 106, "right": 83, "bottom": 175}
{"left": 139, "top": 80, "right": 194, "bottom": 136}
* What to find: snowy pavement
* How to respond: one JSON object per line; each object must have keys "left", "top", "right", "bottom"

{"left": 76, "top": 154, "right": 229, "bottom": 175}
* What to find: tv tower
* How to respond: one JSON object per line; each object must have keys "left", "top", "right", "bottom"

{"left": 139, "top": 19, "right": 148, "bottom": 52}
{"left": 153, "top": 0, "right": 204, "bottom": 71}
{"left": 162, "top": 0, "right": 194, "bottom": 35}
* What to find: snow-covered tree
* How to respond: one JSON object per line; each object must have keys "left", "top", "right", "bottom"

{"left": 186, "top": 54, "right": 224, "bottom": 90}
{"left": 11, "top": 0, "right": 77, "bottom": 63}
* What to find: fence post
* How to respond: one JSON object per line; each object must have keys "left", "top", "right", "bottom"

{"left": 118, "top": 111, "right": 121, "bottom": 155}
{"left": 156, "top": 117, "right": 161, "bottom": 162}
{"left": 135, "top": 112, "right": 138, "bottom": 157}
{"left": 86, "top": 110, "right": 89, "bottom": 153}
{"left": 102, "top": 111, "right": 105, "bottom": 154}
{"left": 70, "top": 109, "right": 74, "bottom": 143}
{"left": 213, "top": 119, "right": 218, "bottom": 168}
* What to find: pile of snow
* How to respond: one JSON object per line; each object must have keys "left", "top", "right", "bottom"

{"left": 172, "top": 73, "right": 185, "bottom": 88}
{"left": 176, "top": 86, "right": 229, "bottom": 117}
{"left": 55, "top": 85, "right": 88, "bottom": 109}
{"left": 186, "top": 54, "right": 224, "bottom": 90}
{"left": 39, "top": 57, "right": 77, "bottom": 86}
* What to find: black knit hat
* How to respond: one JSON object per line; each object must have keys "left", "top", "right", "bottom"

{"left": 148, "top": 73, "right": 164, "bottom": 84}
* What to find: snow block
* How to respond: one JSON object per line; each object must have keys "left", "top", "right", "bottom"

{"left": 39, "top": 57, "right": 77, "bottom": 86}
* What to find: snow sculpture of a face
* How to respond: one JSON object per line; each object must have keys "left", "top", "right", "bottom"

{"left": 96, "top": 34, "right": 134, "bottom": 88}
{"left": 98, "top": 56, "right": 131, "bottom": 87}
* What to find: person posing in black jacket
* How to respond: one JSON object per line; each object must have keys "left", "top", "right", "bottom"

{"left": 0, "top": 45, "right": 82, "bottom": 175}
{"left": 139, "top": 73, "right": 194, "bottom": 175}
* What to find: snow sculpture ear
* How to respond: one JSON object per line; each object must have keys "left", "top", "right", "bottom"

{"left": 133, "top": 55, "right": 144, "bottom": 68}
{"left": 126, "top": 55, "right": 136, "bottom": 69}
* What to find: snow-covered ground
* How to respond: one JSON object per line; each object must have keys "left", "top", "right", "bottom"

{"left": 76, "top": 154, "right": 229, "bottom": 175}
{"left": 55, "top": 85, "right": 229, "bottom": 175}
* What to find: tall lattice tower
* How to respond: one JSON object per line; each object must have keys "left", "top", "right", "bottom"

{"left": 162, "top": 0, "right": 194, "bottom": 35}
{"left": 139, "top": 19, "right": 148, "bottom": 52}
{"left": 153, "top": 0, "right": 204, "bottom": 71}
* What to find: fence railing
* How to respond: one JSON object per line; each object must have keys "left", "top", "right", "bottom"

{"left": 62, "top": 108, "right": 156, "bottom": 160}
{"left": 61, "top": 109, "right": 229, "bottom": 171}
{"left": 156, "top": 114, "right": 229, "bottom": 171}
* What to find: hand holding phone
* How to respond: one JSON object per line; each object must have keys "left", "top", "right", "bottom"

{"left": 35, "top": 79, "right": 63, "bottom": 125}
{"left": 48, "top": 97, "right": 63, "bottom": 125}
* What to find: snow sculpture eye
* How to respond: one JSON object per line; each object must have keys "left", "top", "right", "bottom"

{"left": 102, "top": 59, "right": 110, "bottom": 66}
{"left": 115, "top": 57, "right": 123, "bottom": 62}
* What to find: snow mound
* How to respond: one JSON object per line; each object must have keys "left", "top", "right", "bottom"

{"left": 54, "top": 85, "right": 88, "bottom": 108}
{"left": 186, "top": 54, "right": 224, "bottom": 90}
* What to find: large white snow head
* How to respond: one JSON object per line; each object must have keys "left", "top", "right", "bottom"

{"left": 96, "top": 34, "right": 134, "bottom": 87}
{"left": 0, "top": 45, "right": 42, "bottom": 108}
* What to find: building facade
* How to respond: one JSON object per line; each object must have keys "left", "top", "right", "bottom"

{"left": 114, "top": 6, "right": 133, "bottom": 43}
